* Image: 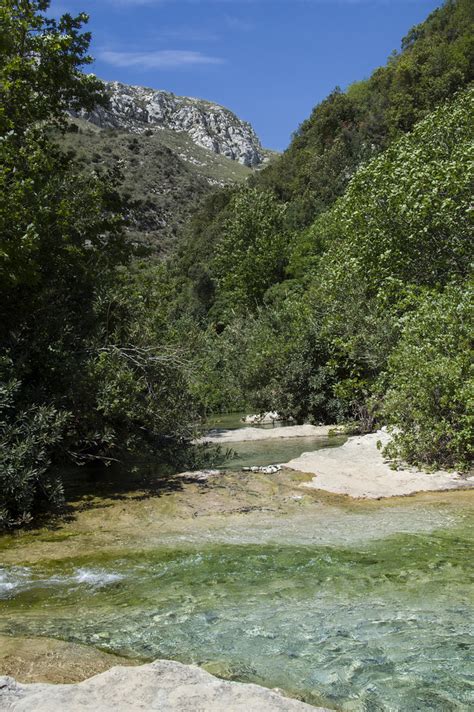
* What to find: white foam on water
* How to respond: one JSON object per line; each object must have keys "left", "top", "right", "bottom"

{"left": 0, "top": 565, "right": 124, "bottom": 599}
{"left": 73, "top": 568, "right": 124, "bottom": 586}
{"left": 0, "top": 566, "right": 32, "bottom": 599}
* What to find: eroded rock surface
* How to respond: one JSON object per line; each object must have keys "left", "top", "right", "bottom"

{"left": 0, "top": 659, "right": 329, "bottom": 711}
{"left": 75, "top": 81, "right": 265, "bottom": 167}
{"left": 198, "top": 424, "right": 334, "bottom": 444}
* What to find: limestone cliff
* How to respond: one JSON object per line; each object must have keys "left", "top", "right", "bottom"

{"left": 75, "top": 81, "right": 265, "bottom": 167}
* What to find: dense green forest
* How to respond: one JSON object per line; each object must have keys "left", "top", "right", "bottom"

{"left": 1, "top": 0, "right": 472, "bottom": 527}
{"left": 0, "top": 0, "right": 207, "bottom": 526}
{"left": 173, "top": 0, "right": 473, "bottom": 464}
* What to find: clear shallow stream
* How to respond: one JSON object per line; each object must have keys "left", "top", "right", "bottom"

{"left": 205, "top": 412, "right": 346, "bottom": 469}
{"left": 0, "top": 424, "right": 473, "bottom": 711}
{"left": 222, "top": 434, "right": 346, "bottom": 470}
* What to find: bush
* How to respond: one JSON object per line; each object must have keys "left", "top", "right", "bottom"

{"left": 382, "top": 284, "right": 473, "bottom": 471}
{"left": 0, "top": 358, "right": 68, "bottom": 526}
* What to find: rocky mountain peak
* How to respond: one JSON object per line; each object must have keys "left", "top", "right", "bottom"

{"left": 75, "top": 80, "right": 265, "bottom": 167}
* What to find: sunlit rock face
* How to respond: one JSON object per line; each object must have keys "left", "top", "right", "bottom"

{"left": 75, "top": 81, "right": 265, "bottom": 167}
{"left": 0, "top": 660, "right": 325, "bottom": 711}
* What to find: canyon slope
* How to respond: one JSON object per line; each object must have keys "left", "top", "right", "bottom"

{"left": 66, "top": 80, "right": 272, "bottom": 254}
{"left": 75, "top": 80, "right": 266, "bottom": 168}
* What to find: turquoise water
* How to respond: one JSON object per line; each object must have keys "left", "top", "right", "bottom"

{"left": 1, "top": 503, "right": 472, "bottom": 711}
{"left": 204, "top": 412, "right": 346, "bottom": 469}
{"left": 221, "top": 434, "right": 346, "bottom": 469}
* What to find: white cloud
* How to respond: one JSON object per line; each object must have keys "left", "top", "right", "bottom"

{"left": 99, "top": 49, "right": 225, "bottom": 68}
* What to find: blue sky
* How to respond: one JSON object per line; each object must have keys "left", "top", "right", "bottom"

{"left": 50, "top": 0, "right": 443, "bottom": 150}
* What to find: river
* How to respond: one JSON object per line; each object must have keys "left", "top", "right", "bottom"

{"left": 0, "top": 417, "right": 472, "bottom": 710}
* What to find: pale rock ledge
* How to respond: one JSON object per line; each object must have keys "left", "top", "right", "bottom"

{"left": 285, "top": 430, "right": 474, "bottom": 499}
{"left": 0, "top": 659, "right": 330, "bottom": 712}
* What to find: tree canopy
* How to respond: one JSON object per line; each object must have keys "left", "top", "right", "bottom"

{"left": 0, "top": 1, "right": 201, "bottom": 527}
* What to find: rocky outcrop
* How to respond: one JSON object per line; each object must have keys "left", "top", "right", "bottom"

{"left": 0, "top": 659, "right": 329, "bottom": 711}
{"left": 75, "top": 81, "right": 265, "bottom": 167}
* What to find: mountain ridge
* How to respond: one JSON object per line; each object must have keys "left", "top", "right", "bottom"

{"left": 73, "top": 79, "right": 266, "bottom": 167}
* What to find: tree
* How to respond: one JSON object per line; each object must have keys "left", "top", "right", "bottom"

{"left": 307, "top": 86, "right": 473, "bottom": 386}
{"left": 0, "top": 0, "right": 104, "bottom": 135}
{"left": 382, "top": 284, "right": 473, "bottom": 471}
{"left": 0, "top": 3, "right": 124, "bottom": 525}
{"left": 0, "top": 3, "right": 200, "bottom": 526}
{"left": 212, "top": 188, "right": 288, "bottom": 317}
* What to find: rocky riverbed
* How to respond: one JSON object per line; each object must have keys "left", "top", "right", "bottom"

{"left": 1, "top": 423, "right": 472, "bottom": 710}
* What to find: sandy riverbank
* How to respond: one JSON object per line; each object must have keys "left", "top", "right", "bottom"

{"left": 198, "top": 424, "right": 334, "bottom": 444}
{"left": 285, "top": 430, "right": 474, "bottom": 499}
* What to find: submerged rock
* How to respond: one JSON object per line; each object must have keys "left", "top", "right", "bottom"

{"left": 0, "top": 636, "right": 136, "bottom": 684}
{"left": 0, "top": 659, "right": 329, "bottom": 711}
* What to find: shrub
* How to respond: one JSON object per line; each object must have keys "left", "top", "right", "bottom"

{"left": 0, "top": 358, "right": 68, "bottom": 527}
{"left": 382, "top": 283, "right": 473, "bottom": 471}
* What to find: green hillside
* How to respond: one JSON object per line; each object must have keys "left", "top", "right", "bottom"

{"left": 167, "top": 0, "right": 473, "bottom": 472}
{"left": 181, "top": 0, "right": 473, "bottom": 273}
{"left": 1, "top": 0, "right": 472, "bottom": 525}
{"left": 61, "top": 119, "right": 255, "bottom": 255}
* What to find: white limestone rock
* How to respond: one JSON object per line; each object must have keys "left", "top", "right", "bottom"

{"left": 243, "top": 465, "right": 282, "bottom": 474}
{"left": 244, "top": 412, "right": 286, "bottom": 424}
{"left": 0, "top": 659, "right": 329, "bottom": 711}
{"left": 74, "top": 81, "right": 265, "bottom": 167}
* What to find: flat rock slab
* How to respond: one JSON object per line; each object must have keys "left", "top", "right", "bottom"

{"left": 198, "top": 424, "right": 333, "bottom": 444}
{"left": 0, "top": 635, "right": 136, "bottom": 684}
{"left": 285, "top": 431, "right": 474, "bottom": 499}
{"left": 0, "top": 659, "right": 329, "bottom": 711}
